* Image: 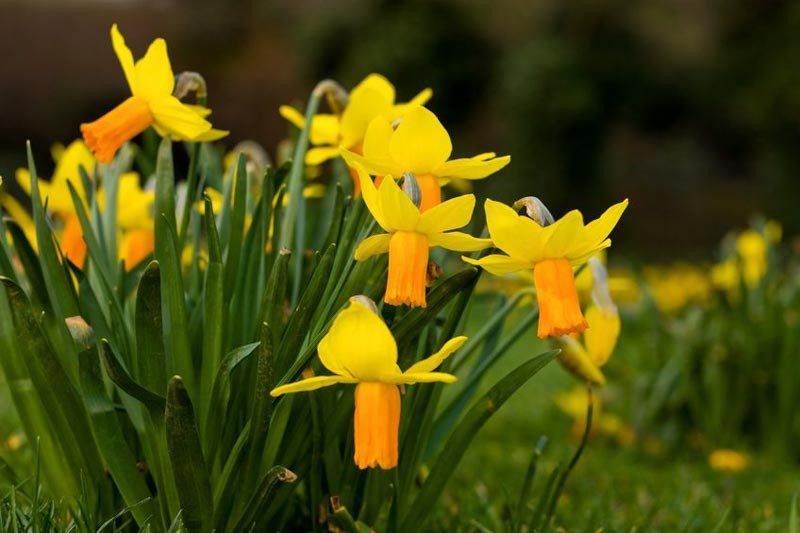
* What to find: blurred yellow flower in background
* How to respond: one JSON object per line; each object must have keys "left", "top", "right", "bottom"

{"left": 709, "top": 449, "right": 750, "bottom": 473}
{"left": 644, "top": 263, "right": 711, "bottom": 314}
{"left": 736, "top": 229, "right": 767, "bottom": 288}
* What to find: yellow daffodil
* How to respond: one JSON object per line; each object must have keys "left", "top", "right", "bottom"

{"left": 735, "top": 229, "right": 767, "bottom": 288}
{"left": 280, "top": 74, "right": 432, "bottom": 167}
{"left": 709, "top": 449, "right": 750, "bottom": 473}
{"left": 271, "top": 297, "right": 465, "bottom": 469}
{"left": 342, "top": 107, "right": 510, "bottom": 211}
{"left": 555, "top": 258, "right": 620, "bottom": 386}
{"left": 81, "top": 24, "right": 227, "bottom": 164}
{"left": 644, "top": 263, "right": 711, "bottom": 313}
{"left": 464, "top": 198, "right": 627, "bottom": 338}
{"left": 353, "top": 167, "right": 491, "bottom": 307}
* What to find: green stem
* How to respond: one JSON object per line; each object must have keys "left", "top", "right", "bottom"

{"left": 178, "top": 95, "right": 208, "bottom": 249}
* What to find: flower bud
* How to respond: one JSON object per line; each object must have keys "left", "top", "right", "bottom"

{"left": 513, "top": 196, "right": 554, "bottom": 226}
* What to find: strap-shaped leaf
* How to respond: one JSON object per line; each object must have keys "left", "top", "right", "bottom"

{"left": 165, "top": 376, "right": 213, "bottom": 532}
{"left": 100, "top": 340, "right": 166, "bottom": 411}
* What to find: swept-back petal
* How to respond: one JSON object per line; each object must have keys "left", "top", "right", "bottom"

{"left": 417, "top": 194, "right": 475, "bottom": 234}
{"left": 484, "top": 199, "right": 542, "bottom": 261}
{"left": 436, "top": 154, "right": 511, "bottom": 180}
{"left": 149, "top": 95, "right": 213, "bottom": 141}
{"left": 270, "top": 375, "right": 358, "bottom": 396}
{"left": 306, "top": 147, "right": 341, "bottom": 166}
{"left": 362, "top": 116, "right": 395, "bottom": 165}
{"left": 134, "top": 38, "right": 174, "bottom": 101}
{"left": 541, "top": 210, "right": 584, "bottom": 258}
{"left": 342, "top": 148, "right": 400, "bottom": 178}
{"left": 389, "top": 107, "right": 452, "bottom": 175}
{"left": 582, "top": 199, "right": 628, "bottom": 248}
{"left": 428, "top": 232, "right": 492, "bottom": 252}
{"left": 405, "top": 336, "right": 467, "bottom": 374}
{"left": 279, "top": 105, "right": 305, "bottom": 129}
{"left": 353, "top": 74, "right": 396, "bottom": 105}
{"left": 317, "top": 299, "right": 399, "bottom": 382}
{"left": 111, "top": 24, "right": 137, "bottom": 94}
{"left": 355, "top": 166, "right": 390, "bottom": 231}
{"left": 462, "top": 254, "right": 531, "bottom": 275}
{"left": 354, "top": 233, "right": 392, "bottom": 261}
{"left": 340, "top": 88, "right": 392, "bottom": 149}
{"left": 376, "top": 174, "right": 419, "bottom": 232}
{"left": 390, "top": 372, "right": 457, "bottom": 384}
{"left": 309, "top": 114, "right": 340, "bottom": 146}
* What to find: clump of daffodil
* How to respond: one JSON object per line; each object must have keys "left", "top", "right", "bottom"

{"left": 81, "top": 24, "right": 227, "bottom": 164}
{"left": 554, "top": 258, "right": 621, "bottom": 386}
{"left": 735, "top": 229, "right": 767, "bottom": 288}
{"left": 280, "top": 73, "right": 432, "bottom": 170}
{"left": 708, "top": 449, "right": 750, "bottom": 474}
{"left": 464, "top": 196, "right": 628, "bottom": 338}
{"left": 644, "top": 263, "right": 711, "bottom": 314}
{"left": 270, "top": 297, "right": 466, "bottom": 469}
{"left": 353, "top": 166, "right": 491, "bottom": 308}
{"left": 342, "top": 107, "right": 510, "bottom": 211}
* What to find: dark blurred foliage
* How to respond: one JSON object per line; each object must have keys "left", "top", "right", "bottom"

{"left": 2, "top": 0, "right": 800, "bottom": 258}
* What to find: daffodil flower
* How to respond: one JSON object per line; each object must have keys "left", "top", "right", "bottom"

{"left": 342, "top": 107, "right": 510, "bottom": 212}
{"left": 735, "top": 229, "right": 767, "bottom": 288}
{"left": 279, "top": 73, "right": 432, "bottom": 167}
{"left": 270, "top": 297, "right": 465, "bottom": 469}
{"left": 353, "top": 167, "right": 491, "bottom": 308}
{"left": 555, "top": 258, "right": 621, "bottom": 386}
{"left": 464, "top": 198, "right": 627, "bottom": 338}
{"left": 81, "top": 24, "right": 227, "bottom": 164}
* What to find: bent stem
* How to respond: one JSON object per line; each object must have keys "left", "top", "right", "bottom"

{"left": 541, "top": 385, "right": 593, "bottom": 529}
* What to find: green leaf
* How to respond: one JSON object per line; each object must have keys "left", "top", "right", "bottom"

{"left": 229, "top": 466, "right": 297, "bottom": 532}
{"left": 790, "top": 493, "right": 799, "bottom": 533}
{"left": 135, "top": 261, "right": 167, "bottom": 395}
{"left": 165, "top": 376, "right": 213, "bottom": 533}
{"left": 400, "top": 350, "right": 558, "bottom": 531}
{"left": 242, "top": 323, "right": 274, "bottom": 490}
{"left": 79, "top": 341, "right": 158, "bottom": 528}
{"left": 99, "top": 340, "right": 166, "bottom": 411}
{"left": 199, "top": 197, "right": 224, "bottom": 421}
{"left": 223, "top": 154, "right": 248, "bottom": 302}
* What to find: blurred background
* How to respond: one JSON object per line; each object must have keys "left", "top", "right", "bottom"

{"left": 3, "top": 0, "right": 800, "bottom": 260}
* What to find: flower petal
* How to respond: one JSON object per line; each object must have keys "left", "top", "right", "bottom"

{"left": 279, "top": 105, "right": 305, "bottom": 129}
{"left": 390, "top": 87, "right": 433, "bottom": 118}
{"left": 340, "top": 87, "right": 392, "bottom": 150}
{"left": 484, "top": 199, "right": 543, "bottom": 262}
{"left": 428, "top": 232, "right": 492, "bottom": 252}
{"left": 389, "top": 107, "right": 452, "bottom": 175}
{"left": 376, "top": 174, "right": 419, "bottom": 232}
{"left": 390, "top": 372, "right": 457, "bottom": 384}
{"left": 354, "top": 165, "right": 390, "bottom": 232}
{"left": 405, "top": 336, "right": 467, "bottom": 374}
{"left": 111, "top": 24, "right": 138, "bottom": 94}
{"left": 149, "top": 95, "right": 213, "bottom": 141}
{"left": 133, "top": 37, "right": 174, "bottom": 101}
{"left": 192, "top": 128, "right": 230, "bottom": 142}
{"left": 353, "top": 73, "right": 396, "bottom": 105}
{"left": 541, "top": 210, "right": 584, "bottom": 258}
{"left": 582, "top": 199, "right": 629, "bottom": 249}
{"left": 417, "top": 194, "right": 475, "bottom": 234}
{"left": 306, "top": 147, "right": 341, "bottom": 166}
{"left": 462, "top": 254, "right": 532, "bottom": 276}
{"left": 317, "top": 299, "right": 399, "bottom": 382}
{"left": 354, "top": 233, "right": 392, "bottom": 261}
{"left": 362, "top": 116, "right": 396, "bottom": 167}
{"left": 436, "top": 154, "right": 511, "bottom": 180}
{"left": 270, "top": 375, "right": 358, "bottom": 396}
{"left": 309, "top": 114, "right": 340, "bottom": 146}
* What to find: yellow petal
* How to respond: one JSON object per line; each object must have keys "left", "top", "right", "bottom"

{"left": 111, "top": 24, "right": 137, "bottom": 95}
{"left": 279, "top": 105, "right": 306, "bottom": 129}
{"left": 436, "top": 154, "right": 511, "bottom": 180}
{"left": 306, "top": 147, "right": 341, "bottom": 166}
{"left": 463, "top": 254, "right": 531, "bottom": 275}
{"left": 339, "top": 88, "right": 392, "bottom": 149}
{"left": 186, "top": 104, "right": 213, "bottom": 118}
{"left": 389, "top": 88, "right": 433, "bottom": 118}
{"left": 417, "top": 194, "right": 475, "bottom": 234}
{"left": 555, "top": 335, "right": 606, "bottom": 386}
{"left": 270, "top": 375, "right": 358, "bottom": 396}
{"left": 317, "top": 299, "right": 400, "bottom": 382}
{"left": 541, "top": 210, "right": 584, "bottom": 258}
{"left": 484, "top": 199, "right": 542, "bottom": 262}
{"left": 355, "top": 166, "right": 390, "bottom": 232}
{"left": 354, "top": 233, "right": 392, "bottom": 261}
{"left": 389, "top": 107, "right": 452, "bottom": 175}
{"left": 574, "top": 199, "right": 629, "bottom": 258}
{"left": 428, "top": 232, "right": 492, "bottom": 252}
{"left": 15, "top": 168, "right": 32, "bottom": 197}
{"left": 376, "top": 174, "right": 420, "bottom": 232}
{"left": 341, "top": 148, "right": 399, "bottom": 178}
{"left": 149, "top": 96, "right": 213, "bottom": 141}
{"left": 133, "top": 37, "right": 174, "bottom": 101}
{"left": 192, "top": 128, "right": 230, "bottom": 142}
{"left": 353, "top": 73, "right": 396, "bottom": 104}
{"left": 405, "top": 336, "right": 466, "bottom": 374}
{"left": 362, "top": 116, "right": 396, "bottom": 168}
{"left": 390, "top": 371, "right": 457, "bottom": 384}
{"left": 583, "top": 304, "right": 620, "bottom": 368}
{"left": 309, "top": 114, "right": 340, "bottom": 146}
